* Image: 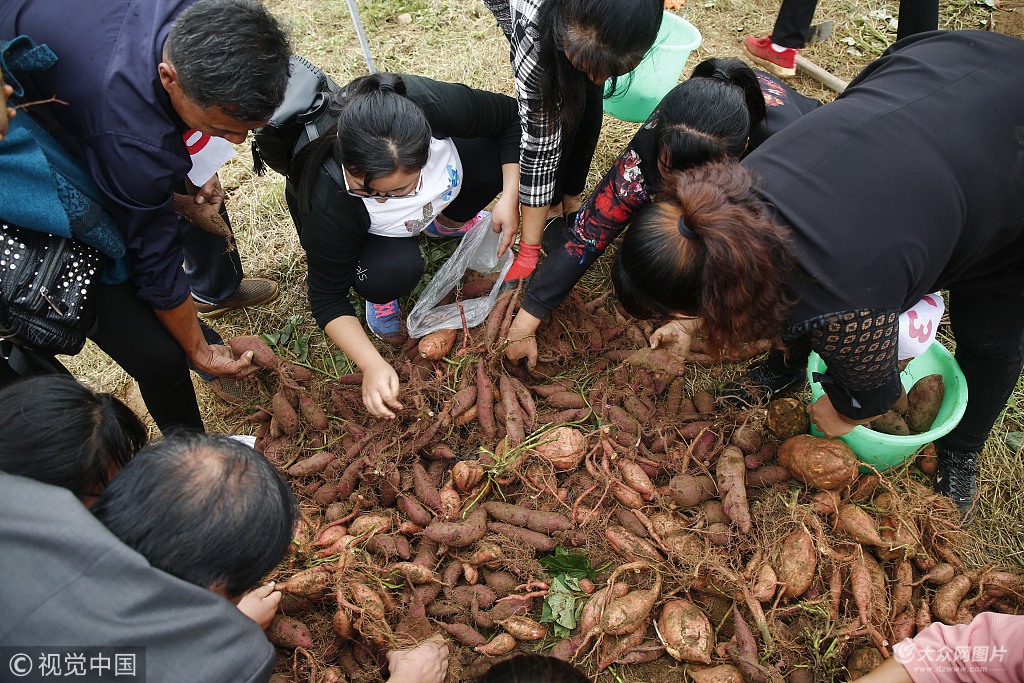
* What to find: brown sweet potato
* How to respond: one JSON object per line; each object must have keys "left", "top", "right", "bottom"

{"left": 227, "top": 335, "right": 279, "bottom": 369}
{"left": 267, "top": 615, "right": 314, "bottom": 649}
{"left": 605, "top": 525, "right": 664, "bottom": 563}
{"left": 501, "top": 615, "right": 546, "bottom": 641}
{"left": 418, "top": 327, "right": 457, "bottom": 360}
{"left": 777, "top": 435, "right": 859, "bottom": 491}
{"left": 846, "top": 647, "right": 885, "bottom": 680}
{"left": 716, "top": 446, "right": 751, "bottom": 533}
{"left": 486, "top": 522, "right": 556, "bottom": 552}
{"left": 437, "top": 622, "right": 488, "bottom": 647}
{"left": 835, "top": 504, "right": 885, "bottom": 547}
{"left": 775, "top": 527, "right": 816, "bottom": 599}
{"left": 658, "top": 599, "right": 713, "bottom": 663}
{"left": 423, "top": 506, "right": 487, "bottom": 548}
{"left": 869, "top": 410, "right": 910, "bottom": 436}
{"left": 668, "top": 474, "right": 715, "bottom": 508}
{"left": 766, "top": 397, "right": 809, "bottom": 439}
{"left": 482, "top": 502, "right": 573, "bottom": 533}
{"left": 475, "top": 633, "right": 517, "bottom": 656}
{"left": 298, "top": 396, "right": 330, "bottom": 431}
{"left": 688, "top": 664, "right": 744, "bottom": 683}
{"left": 533, "top": 426, "right": 587, "bottom": 470}
{"left": 287, "top": 451, "right": 336, "bottom": 478}
{"left": 601, "top": 563, "right": 662, "bottom": 635}
{"left": 278, "top": 567, "right": 332, "bottom": 599}
{"left": 933, "top": 575, "right": 972, "bottom": 624}
{"left": 271, "top": 391, "right": 300, "bottom": 436}
{"left": 906, "top": 374, "right": 945, "bottom": 433}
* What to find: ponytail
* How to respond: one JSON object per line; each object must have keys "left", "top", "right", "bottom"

{"left": 613, "top": 161, "right": 795, "bottom": 356}
{"left": 291, "top": 73, "right": 431, "bottom": 214}
{"left": 690, "top": 57, "right": 767, "bottom": 131}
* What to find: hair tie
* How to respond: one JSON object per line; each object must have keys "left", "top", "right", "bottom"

{"left": 677, "top": 215, "right": 699, "bottom": 241}
{"left": 710, "top": 68, "right": 731, "bottom": 82}
{"left": 378, "top": 81, "right": 396, "bottom": 93}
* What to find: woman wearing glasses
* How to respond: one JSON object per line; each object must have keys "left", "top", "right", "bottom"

{"left": 287, "top": 72, "right": 520, "bottom": 419}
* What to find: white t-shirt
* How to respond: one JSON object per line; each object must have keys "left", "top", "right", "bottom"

{"left": 365, "top": 137, "right": 463, "bottom": 237}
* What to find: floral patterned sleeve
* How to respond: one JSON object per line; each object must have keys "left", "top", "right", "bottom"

{"left": 520, "top": 147, "right": 651, "bottom": 321}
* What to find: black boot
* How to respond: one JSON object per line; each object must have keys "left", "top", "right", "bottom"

{"left": 934, "top": 446, "right": 979, "bottom": 520}
{"left": 721, "top": 349, "right": 807, "bottom": 406}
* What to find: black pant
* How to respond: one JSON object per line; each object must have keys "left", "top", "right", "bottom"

{"left": 771, "top": 0, "right": 937, "bottom": 47}
{"left": 552, "top": 82, "right": 604, "bottom": 205}
{"left": 356, "top": 134, "right": 505, "bottom": 304}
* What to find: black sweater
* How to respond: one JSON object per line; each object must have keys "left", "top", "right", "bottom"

{"left": 286, "top": 75, "right": 519, "bottom": 330}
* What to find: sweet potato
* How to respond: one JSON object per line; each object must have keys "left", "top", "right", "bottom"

{"left": 486, "top": 522, "right": 556, "bottom": 552}
{"left": 397, "top": 495, "right": 433, "bottom": 527}
{"left": 835, "top": 504, "right": 885, "bottom": 547}
{"left": 746, "top": 465, "right": 792, "bottom": 487}
{"left": 605, "top": 525, "right": 664, "bottom": 563}
{"left": 412, "top": 461, "right": 444, "bottom": 514}
{"left": 692, "top": 390, "right": 715, "bottom": 415}
{"left": 501, "top": 615, "right": 546, "bottom": 641}
{"left": 482, "top": 502, "right": 573, "bottom": 533}
{"left": 423, "top": 506, "right": 487, "bottom": 547}
{"left": 271, "top": 391, "right": 300, "bottom": 436}
{"left": 267, "top": 615, "right": 314, "bottom": 649}
{"left": 933, "top": 574, "right": 972, "bottom": 624}
{"left": 601, "top": 563, "right": 662, "bottom": 635}
{"left": 475, "top": 633, "right": 517, "bottom": 656}
{"left": 389, "top": 562, "right": 438, "bottom": 585}
{"left": 668, "top": 474, "right": 715, "bottom": 508}
{"left": 766, "top": 397, "right": 809, "bottom": 440}
{"left": 869, "top": 410, "right": 910, "bottom": 436}
{"left": 452, "top": 584, "right": 497, "bottom": 609}
{"left": 716, "top": 446, "right": 752, "bottom": 533}
{"left": 348, "top": 512, "right": 392, "bottom": 538}
{"left": 476, "top": 359, "right": 496, "bottom": 440}
{"left": 278, "top": 567, "right": 332, "bottom": 599}
{"left": 775, "top": 527, "right": 816, "bottom": 599}
{"left": 532, "top": 426, "right": 587, "bottom": 470}
{"left": 658, "top": 599, "right": 713, "bottom": 663}
{"left": 777, "top": 435, "right": 859, "bottom": 491}
{"left": 287, "top": 451, "right": 336, "bottom": 478}
{"left": 437, "top": 622, "right": 487, "bottom": 647}
{"left": 298, "top": 396, "right": 330, "bottom": 431}
{"left": 226, "top": 335, "right": 278, "bottom": 369}
{"left": 906, "top": 374, "right": 944, "bottom": 433}
{"left": 846, "top": 647, "right": 885, "bottom": 680}
{"left": 731, "top": 424, "right": 762, "bottom": 455}
{"left": 688, "top": 664, "right": 744, "bottom": 683}
{"left": 418, "top": 327, "right": 457, "bottom": 360}
{"left": 617, "top": 459, "right": 655, "bottom": 500}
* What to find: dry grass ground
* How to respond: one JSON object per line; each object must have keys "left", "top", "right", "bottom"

{"left": 66, "top": 0, "right": 1023, "bottom": 576}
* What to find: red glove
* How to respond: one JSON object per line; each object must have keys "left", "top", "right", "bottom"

{"left": 503, "top": 243, "right": 541, "bottom": 282}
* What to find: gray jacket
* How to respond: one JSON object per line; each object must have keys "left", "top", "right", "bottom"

{"left": 0, "top": 473, "right": 275, "bottom": 683}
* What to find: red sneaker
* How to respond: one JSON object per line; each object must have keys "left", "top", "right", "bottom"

{"left": 743, "top": 36, "right": 797, "bottom": 78}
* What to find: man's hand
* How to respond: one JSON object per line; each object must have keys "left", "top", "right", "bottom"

{"left": 386, "top": 635, "right": 449, "bottom": 683}
{"left": 808, "top": 393, "right": 872, "bottom": 437}
{"left": 362, "top": 360, "right": 404, "bottom": 419}
{"left": 191, "top": 343, "right": 258, "bottom": 380}
{"left": 236, "top": 582, "right": 281, "bottom": 630}
{"left": 194, "top": 173, "right": 224, "bottom": 207}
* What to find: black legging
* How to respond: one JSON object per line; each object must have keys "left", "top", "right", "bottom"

{"left": 771, "top": 0, "right": 938, "bottom": 47}
{"left": 552, "top": 81, "right": 604, "bottom": 204}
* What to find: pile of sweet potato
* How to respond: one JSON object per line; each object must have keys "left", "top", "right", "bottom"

{"left": 231, "top": 292, "right": 1021, "bottom": 683}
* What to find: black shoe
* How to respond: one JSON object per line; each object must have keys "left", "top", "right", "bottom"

{"left": 720, "top": 356, "right": 807, "bottom": 406}
{"left": 934, "top": 447, "right": 978, "bottom": 520}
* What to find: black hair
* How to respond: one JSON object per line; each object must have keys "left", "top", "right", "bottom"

{"left": 613, "top": 162, "right": 795, "bottom": 354}
{"left": 481, "top": 655, "right": 590, "bottom": 683}
{"left": 0, "top": 375, "right": 147, "bottom": 498}
{"left": 689, "top": 57, "right": 767, "bottom": 131}
{"left": 91, "top": 432, "right": 299, "bottom": 597}
{"left": 165, "top": 0, "right": 291, "bottom": 121}
{"left": 649, "top": 59, "right": 766, "bottom": 175}
{"left": 536, "top": 0, "right": 663, "bottom": 129}
{"left": 291, "top": 73, "right": 432, "bottom": 215}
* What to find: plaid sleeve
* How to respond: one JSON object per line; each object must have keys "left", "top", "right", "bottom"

{"left": 507, "top": 0, "right": 560, "bottom": 207}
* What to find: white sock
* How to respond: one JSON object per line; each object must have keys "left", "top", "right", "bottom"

{"left": 771, "top": 42, "right": 793, "bottom": 52}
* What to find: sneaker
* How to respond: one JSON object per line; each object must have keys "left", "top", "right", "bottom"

{"left": 934, "top": 446, "right": 979, "bottom": 520}
{"left": 229, "top": 434, "right": 258, "bottom": 448}
{"left": 424, "top": 210, "right": 491, "bottom": 238}
{"left": 209, "top": 376, "right": 249, "bottom": 405}
{"left": 743, "top": 36, "right": 798, "bottom": 78}
{"left": 365, "top": 299, "right": 405, "bottom": 344}
{"left": 194, "top": 278, "right": 279, "bottom": 318}
{"left": 721, "top": 354, "right": 807, "bottom": 406}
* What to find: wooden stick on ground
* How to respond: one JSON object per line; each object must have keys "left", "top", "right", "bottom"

{"left": 796, "top": 54, "right": 849, "bottom": 94}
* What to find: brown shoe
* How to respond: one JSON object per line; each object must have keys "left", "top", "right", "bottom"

{"left": 194, "top": 278, "right": 279, "bottom": 318}
{"left": 208, "top": 376, "right": 260, "bottom": 405}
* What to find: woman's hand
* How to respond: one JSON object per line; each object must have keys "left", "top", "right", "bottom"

{"left": 362, "top": 360, "right": 404, "bottom": 419}
{"left": 650, "top": 318, "right": 701, "bottom": 358}
{"left": 0, "top": 82, "right": 15, "bottom": 142}
{"left": 808, "top": 394, "right": 866, "bottom": 437}
{"left": 386, "top": 635, "right": 449, "bottom": 683}
{"left": 491, "top": 194, "right": 520, "bottom": 258}
{"left": 236, "top": 581, "right": 281, "bottom": 630}
{"left": 504, "top": 309, "right": 542, "bottom": 368}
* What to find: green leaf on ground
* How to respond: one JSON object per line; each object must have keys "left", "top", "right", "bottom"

{"left": 540, "top": 575, "right": 585, "bottom": 639}
{"left": 538, "top": 547, "right": 596, "bottom": 580}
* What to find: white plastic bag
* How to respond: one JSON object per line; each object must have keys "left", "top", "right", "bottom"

{"left": 406, "top": 215, "right": 512, "bottom": 338}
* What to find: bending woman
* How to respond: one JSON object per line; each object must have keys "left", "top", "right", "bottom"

{"left": 505, "top": 57, "right": 821, "bottom": 366}
{"left": 287, "top": 73, "right": 520, "bottom": 418}
{"left": 612, "top": 31, "right": 1024, "bottom": 516}
{"left": 483, "top": 0, "right": 663, "bottom": 282}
